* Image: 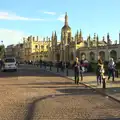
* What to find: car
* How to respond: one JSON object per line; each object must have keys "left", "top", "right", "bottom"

{"left": 1, "top": 57, "right": 17, "bottom": 72}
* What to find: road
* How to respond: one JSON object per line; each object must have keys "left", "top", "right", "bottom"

{"left": 0, "top": 64, "right": 120, "bottom": 120}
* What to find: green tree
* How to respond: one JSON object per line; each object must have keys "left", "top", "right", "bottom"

{"left": 0, "top": 45, "right": 5, "bottom": 58}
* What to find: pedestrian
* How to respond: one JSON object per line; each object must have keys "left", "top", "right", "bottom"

{"left": 73, "top": 57, "right": 83, "bottom": 84}
{"left": 96, "top": 56, "right": 103, "bottom": 85}
{"left": 108, "top": 58, "right": 116, "bottom": 82}
{"left": 100, "top": 64, "right": 106, "bottom": 79}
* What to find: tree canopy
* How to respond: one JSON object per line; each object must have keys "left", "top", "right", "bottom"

{"left": 0, "top": 45, "right": 5, "bottom": 58}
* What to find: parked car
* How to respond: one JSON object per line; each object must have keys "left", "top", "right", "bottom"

{"left": 1, "top": 57, "right": 17, "bottom": 72}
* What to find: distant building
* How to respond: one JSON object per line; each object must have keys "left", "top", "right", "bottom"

{"left": 23, "top": 36, "right": 50, "bottom": 62}
{"left": 6, "top": 13, "right": 120, "bottom": 63}
{"left": 48, "top": 13, "right": 120, "bottom": 63}
{"left": 5, "top": 44, "right": 15, "bottom": 57}
{"left": 5, "top": 43, "right": 24, "bottom": 62}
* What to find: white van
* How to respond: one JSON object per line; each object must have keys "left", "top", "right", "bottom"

{"left": 1, "top": 57, "right": 17, "bottom": 72}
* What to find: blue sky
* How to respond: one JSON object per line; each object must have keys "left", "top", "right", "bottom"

{"left": 0, "top": 0, "right": 120, "bottom": 46}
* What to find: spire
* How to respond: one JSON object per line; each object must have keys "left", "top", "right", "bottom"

{"left": 87, "top": 34, "right": 91, "bottom": 48}
{"left": 79, "top": 29, "right": 82, "bottom": 37}
{"left": 52, "top": 32, "right": 55, "bottom": 39}
{"left": 88, "top": 34, "right": 91, "bottom": 39}
{"left": 94, "top": 33, "right": 96, "bottom": 41}
{"left": 65, "top": 12, "right": 68, "bottom": 26}
{"left": 96, "top": 34, "right": 99, "bottom": 47}
{"left": 54, "top": 31, "right": 57, "bottom": 42}
{"left": 55, "top": 31, "right": 57, "bottom": 36}
{"left": 107, "top": 33, "right": 109, "bottom": 40}
{"left": 52, "top": 32, "right": 54, "bottom": 37}
{"left": 77, "top": 30, "right": 79, "bottom": 36}
{"left": 107, "top": 33, "right": 109, "bottom": 39}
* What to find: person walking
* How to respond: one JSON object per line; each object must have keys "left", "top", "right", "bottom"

{"left": 108, "top": 58, "right": 116, "bottom": 82}
{"left": 73, "top": 57, "right": 83, "bottom": 84}
{"left": 96, "top": 56, "right": 103, "bottom": 85}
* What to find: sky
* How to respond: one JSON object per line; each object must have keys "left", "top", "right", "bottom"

{"left": 0, "top": 0, "right": 120, "bottom": 46}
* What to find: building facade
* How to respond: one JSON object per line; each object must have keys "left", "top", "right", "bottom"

{"left": 5, "top": 43, "right": 24, "bottom": 62}
{"left": 49, "top": 13, "right": 120, "bottom": 63}
{"left": 5, "top": 13, "right": 120, "bottom": 63}
{"left": 5, "top": 44, "right": 16, "bottom": 57}
{"left": 14, "top": 43, "right": 24, "bottom": 62}
{"left": 23, "top": 36, "right": 50, "bottom": 62}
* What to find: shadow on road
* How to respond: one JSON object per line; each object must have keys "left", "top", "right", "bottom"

{"left": 0, "top": 68, "right": 61, "bottom": 78}
{"left": 25, "top": 92, "right": 120, "bottom": 120}
{"left": 0, "top": 64, "right": 95, "bottom": 78}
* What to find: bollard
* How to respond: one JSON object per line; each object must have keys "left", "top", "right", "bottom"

{"left": 116, "top": 70, "right": 119, "bottom": 78}
{"left": 57, "top": 67, "right": 59, "bottom": 72}
{"left": 51, "top": 66, "right": 52, "bottom": 71}
{"left": 66, "top": 68, "right": 68, "bottom": 76}
{"left": 44, "top": 64, "right": 46, "bottom": 69}
{"left": 50, "top": 65, "right": 51, "bottom": 71}
{"left": 102, "top": 78, "right": 106, "bottom": 89}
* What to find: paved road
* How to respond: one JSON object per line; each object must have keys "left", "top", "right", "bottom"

{"left": 0, "top": 65, "right": 120, "bottom": 120}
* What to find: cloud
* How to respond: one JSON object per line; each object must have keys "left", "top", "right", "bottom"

{"left": 57, "top": 14, "right": 65, "bottom": 22}
{"left": 0, "top": 11, "right": 45, "bottom": 21}
{"left": 0, "top": 28, "right": 27, "bottom": 46}
{"left": 43, "top": 11, "right": 56, "bottom": 15}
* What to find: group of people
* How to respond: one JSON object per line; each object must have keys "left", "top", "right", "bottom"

{"left": 73, "top": 56, "right": 116, "bottom": 85}
{"left": 96, "top": 56, "right": 116, "bottom": 85}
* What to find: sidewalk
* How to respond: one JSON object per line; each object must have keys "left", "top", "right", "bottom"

{"left": 42, "top": 66, "right": 120, "bottom": 102}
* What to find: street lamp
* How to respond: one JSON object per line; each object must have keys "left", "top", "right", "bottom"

{"left": 108, "top": 50, "right": 111, "bottom": 61}
{"left": 63, "top": 43, "right": 69, "bottom": 63}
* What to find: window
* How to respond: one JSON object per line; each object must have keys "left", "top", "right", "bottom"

{"left": 41, "top": 45, "right": 44, "bottom": 49}
{"left": 5, "top": 58, "right": 15, "bottom": 63}
{"left": 46, "top": 45, "right": 49, "bottom": 49}
{"left": 35, "top": 45, "right": 38, "bottom": 48}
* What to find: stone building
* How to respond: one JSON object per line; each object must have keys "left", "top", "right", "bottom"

{"left": 5, "top": 44, "right": 16, "bottom": 57}
{"left": 49, "top": 13, "right": 120, "bottom": 63}
{"left": 14, "top": 43, "right": 24, "bottom": 62}
{"left": 23, "top": 36, "right": 50, "bottom": 62}
{"left": 5, "top": 43, "right": 24, "bottom": 62}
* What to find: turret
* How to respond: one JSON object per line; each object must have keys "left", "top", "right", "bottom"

{"left": 107, "top": 33, "right": 109, "bottom": 44}
{"left": 65, "top": 12, "right": 68, "bottom": 26}
{"left": 54, "top": 31, "right": 57, "bottom": 46}
{"left": 87, "top": 34, "right": 91, "bottom": 48}
{"left": 37, "top": 36, "right": 39, "bottom": 41}
{"left": 33, "top": 36, "right": 35, "bottom": 41}
{"left": 102, "top": 36, "right": 105, "bottom": 42}
{"left": 93, "top": 33, "right": 96, "bottom": 41}
{"left": 54, "top": 31, "right": 57, "bottom": 39}
{"left": 76, "top": 30, "right": 79, "bottom": 36}
{"left": 79, "top": 29, "right": 82, "bottom": 37}
{"left": 79, "top": 29, "right": 83, "bottom": 42}
{"left": 52, "top": 32, "right": 54, "bottom": 39}
{"left": 107, "top": 33, "right": 112, "bottom": 45}
{"left": 43, "top": 37, "right": 45, "bottom": 41}
{"left": 96, "top": 34, "right": 99, "bottom": 47}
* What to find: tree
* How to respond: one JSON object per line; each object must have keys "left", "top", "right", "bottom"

{"left": 0, "top": 45, "right": 5, "bottom": 58}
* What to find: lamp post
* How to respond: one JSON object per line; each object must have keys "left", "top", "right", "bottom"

{"left": 108, "top": 50, "right": 111, "bottom": 61}
{"left": 64, "top": 44, "right": 69, "bottom": 75}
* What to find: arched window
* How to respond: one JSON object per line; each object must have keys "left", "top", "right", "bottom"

{"left": 35, "top": 45, "right": 38, "bottom": 48}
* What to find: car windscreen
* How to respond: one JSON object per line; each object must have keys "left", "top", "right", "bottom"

{"left": 4, "top": 58, "right": 15, "bottom": 63}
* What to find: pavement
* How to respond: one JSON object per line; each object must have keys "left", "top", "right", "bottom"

{"left": 40, "top": 66, "right": 120, "bottom": 102}
{"left": 0, "top": 64, "right": 120, "bottom": 119}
